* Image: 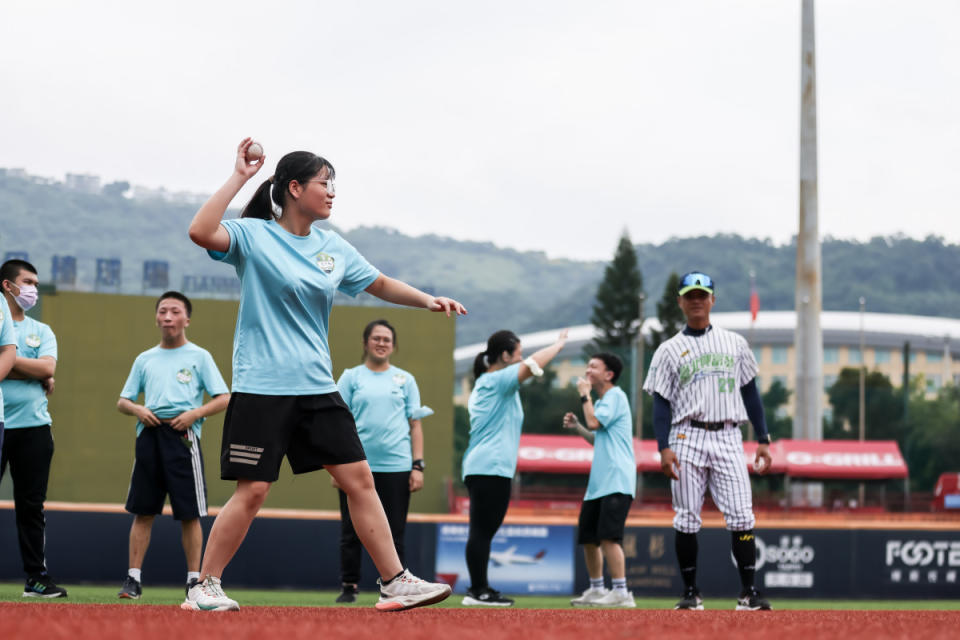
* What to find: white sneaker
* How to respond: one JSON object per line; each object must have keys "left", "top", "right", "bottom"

{"left": 570, "top": 586, "right": 609, "bottom": 606}
{"left": 180, "top": 575, "right": 240, "bottom": 611}
{"left": 594, "top": 588, "right": 636, "bottom": 608}
{"left": 375, "top": 569, "right": 452, "bottom": 611}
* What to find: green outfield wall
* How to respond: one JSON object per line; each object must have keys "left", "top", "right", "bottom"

{"left": 2, "top": 291, "right": 455, "bottom": 513}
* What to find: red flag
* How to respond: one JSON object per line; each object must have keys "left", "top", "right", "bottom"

{"left": 750, "top": 281, "right": 759, "bottom": 322}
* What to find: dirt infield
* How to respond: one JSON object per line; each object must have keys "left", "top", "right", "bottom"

{"left": 1, "top": 603, "right": 958, "bottom": 640}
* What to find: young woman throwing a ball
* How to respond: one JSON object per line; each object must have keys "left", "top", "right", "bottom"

{"left": 183, "top": 138, "right": 464, "bottom": 612}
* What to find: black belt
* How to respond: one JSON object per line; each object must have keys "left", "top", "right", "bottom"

{"left": 690, "top": 420, "right": 728, "bottom": 431}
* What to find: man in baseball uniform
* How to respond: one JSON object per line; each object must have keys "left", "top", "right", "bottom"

{"left": 643, "top": 271, "right": 772, "bottom": 611}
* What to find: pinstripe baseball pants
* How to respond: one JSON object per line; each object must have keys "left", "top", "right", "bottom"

{"left": 669, "top": 422, "right": 755, "bottom": 533}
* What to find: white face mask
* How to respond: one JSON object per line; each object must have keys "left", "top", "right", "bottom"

{"left": 11, "top": 283, "right": 38, "bottom": 311}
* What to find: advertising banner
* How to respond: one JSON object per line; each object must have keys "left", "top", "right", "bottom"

{"left": 623, "top": 527, "right": 855, "bottom": 598}
{"left": 435, "top": 523, "right": 575, "bottom": 595}
{"left": 857, "top": 530, "right": 960, "bottom": 598}
{"left": 516, "top": 435, "right": 906, "bottom": 479}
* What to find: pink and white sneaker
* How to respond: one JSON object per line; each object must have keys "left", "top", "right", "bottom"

{"left": 375, "top": 569, "right": 452, "bottom": 611}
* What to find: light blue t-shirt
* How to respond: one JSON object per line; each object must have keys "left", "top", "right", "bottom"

{"left": 120, "top": 342, "right": 229, "bottom": 438}
{"left": 209, "top": 218, "right": 380, "bottom": 395}
{"left": 0, "top": 315, "right": 56, "bottom": 429}
{"left": 584, "top": 386, "right": 637, "bottom": 500}
{"left": 462, "top": 363, "right": 525, "bottom": 480}
{"left": 337, "top": 364, "right": 433, "bottom": 472}
{"left": 0, "top": 296, "right": 18, "bottom": 424}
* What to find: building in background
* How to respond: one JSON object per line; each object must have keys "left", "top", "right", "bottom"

{"left": 453, "top": 312, "right": 960, "bottom": 416}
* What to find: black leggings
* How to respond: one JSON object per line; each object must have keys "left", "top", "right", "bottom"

{"left": 338, "top": 471, "right": 411, "bottom": 584}
{"left": 464, "top": 474, "right": 512, "bottom": 590}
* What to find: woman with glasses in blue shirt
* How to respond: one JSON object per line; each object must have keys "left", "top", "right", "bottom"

{"left": 333, "top": 318, "right": 433, "bottom": 603}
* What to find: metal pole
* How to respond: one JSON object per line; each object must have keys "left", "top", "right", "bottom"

{"left": 903, "top": 341, "right": 911, "bottom": 510}
{"left": 635, "top": 293, "right": 646, "bottom": 502}
{"left": 635, "top": 293, "right": 645, "bottom": 440}
{"left": 859, "top": 296, "right": 866, "bottom": 507}
{"left": 748, "top": 270, "right": 757, "bottom": 442}
{"left": 794, "top": 0, "right": 824, "bottom": 507}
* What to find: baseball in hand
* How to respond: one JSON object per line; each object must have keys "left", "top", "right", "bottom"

{"left": 246, "top": 142, "right": 264, "bottom": 163}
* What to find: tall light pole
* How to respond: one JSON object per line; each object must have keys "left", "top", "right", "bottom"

{"left": 635, "top": 292, "right": 646, "bottom": 440}
{"left": 795, "top": 0, "right": 824, "bottom": 506}
{"left": 859, "top": 296, "right": 866, "bottom": 507}
{"left": 633, "top": 292, "right": 646, "bottom": 502}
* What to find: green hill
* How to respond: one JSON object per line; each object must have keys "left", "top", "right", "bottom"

{"left": 3, "top": 171, "right": 959, "bottom": 344}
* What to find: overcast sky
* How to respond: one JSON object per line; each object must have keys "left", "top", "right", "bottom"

{"left": 1, "top": 1, "right": 956, "bottom": 260}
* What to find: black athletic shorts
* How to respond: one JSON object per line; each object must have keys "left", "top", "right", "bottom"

{"left": 125, "top": 423, "right": 207, "bottom": 521}
{"left": 220, "top": 391, "right": 366, "bottom": 482}
{"left": 577, "top": 493, "right": 633, "bottom": 545}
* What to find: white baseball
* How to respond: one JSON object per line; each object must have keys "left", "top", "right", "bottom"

{"left": 246, "top": 142, "right": 263, "bottom": 162}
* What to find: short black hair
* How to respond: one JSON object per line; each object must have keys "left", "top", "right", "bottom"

{"left": 155, "top": 290, "right": 193, "bottom": 317}
{"left": 0, "top": 259, "right": 38, "bottom": 284}
{"left": 590, "top": 352, "right": 623, "bottom": 383}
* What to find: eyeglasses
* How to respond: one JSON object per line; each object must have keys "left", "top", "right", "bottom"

{"left": 679, "top": 272, "right": 714, "bottom": 293}
{"left": 308, "top": 178, "right": 336, "bottom": 195}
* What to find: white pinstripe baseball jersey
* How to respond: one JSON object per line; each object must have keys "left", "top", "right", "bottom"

{"left": 643, "top": 325, "right": 758, "bottom": 424}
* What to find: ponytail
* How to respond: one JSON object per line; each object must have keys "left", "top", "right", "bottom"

{"left": 241, "top": 177, "right": 276, "bottom": 220}
{"left": 241, "top": 151, "right": 336, "bottom": 220}
{"left": 473, "top": 330, "right": 520, "bottom": 380}
{"left": 473, "top": 351, "right": 489, "bottom": 380}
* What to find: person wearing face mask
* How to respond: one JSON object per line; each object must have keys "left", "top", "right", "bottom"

{"left": 0, "top": 259, "right": 67, "bottom": 598}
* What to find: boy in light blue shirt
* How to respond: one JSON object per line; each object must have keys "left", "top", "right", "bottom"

{"left": 1, "top": 259, "right": 67, "bottom": 598}
{"left": 563, "top": 353, "right": 636, "bottom": 608}
{"left": 116, "top": 291, "right": 229, "bottom": 600}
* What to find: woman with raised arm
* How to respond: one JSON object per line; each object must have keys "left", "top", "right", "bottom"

{"left": 460, "top": 328, "right": 568, "bottom": 607}
{"left": 183, "top": 138, "right": 464, "bottom": 613}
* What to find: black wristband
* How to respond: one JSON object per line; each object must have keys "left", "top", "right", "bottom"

{"left": 412, "top": 459, "right": 425, "bottom": 472}
{"left": 580, "top": 395, "right": 590, "bottom": 404}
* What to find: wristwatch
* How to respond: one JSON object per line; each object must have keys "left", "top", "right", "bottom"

{"left": 412, "top": 459, "right": 425, "bottom": 472}
{"left": 580, "top": 395, "right": 590, "bottom": 404}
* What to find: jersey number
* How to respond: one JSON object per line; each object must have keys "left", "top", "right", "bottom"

{"left": 717, "top": 377, "right": 736, "bottom": 393}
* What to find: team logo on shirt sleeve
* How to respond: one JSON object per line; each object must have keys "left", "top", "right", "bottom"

{"left": 25, "top": 334, "right": 41, "bottom": 348}
{"left": 315, "top": 252, "right": 336, "bottom": 273}
{"left": 176, "top": 368, "right": 193, "bottom": 384}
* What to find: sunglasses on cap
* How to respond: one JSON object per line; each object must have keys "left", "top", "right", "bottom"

{"left": 678, "top": 272, "right": 714, "bottom": 295}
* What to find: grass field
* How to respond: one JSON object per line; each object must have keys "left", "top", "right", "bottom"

{"left": 2, "top": 583, "right": 958, "bottom": 610}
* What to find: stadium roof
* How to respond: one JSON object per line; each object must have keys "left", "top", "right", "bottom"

{"left": 454, "top": 311, "right": 960, "bottom": 374}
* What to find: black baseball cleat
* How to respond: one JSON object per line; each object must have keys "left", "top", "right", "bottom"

{"left": 24, "top": 574, "right": 68, "bottom": 598}
{"left": 674, "top": 586, "right": 704, "bottom": 610}
{"left": 336, "top": 583, "right": 358, "bottom": 603}
{"left": 462, "top": 586, "right": 514, "bottom": 607}
{"left": 736, "top": 587, "right": 772, "bottom": 611}
{"left": 185, "top": 577, "right": 199, "bottom": 597}
{"left": 118, "top": 575, "right": 142, "bottom": 599}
